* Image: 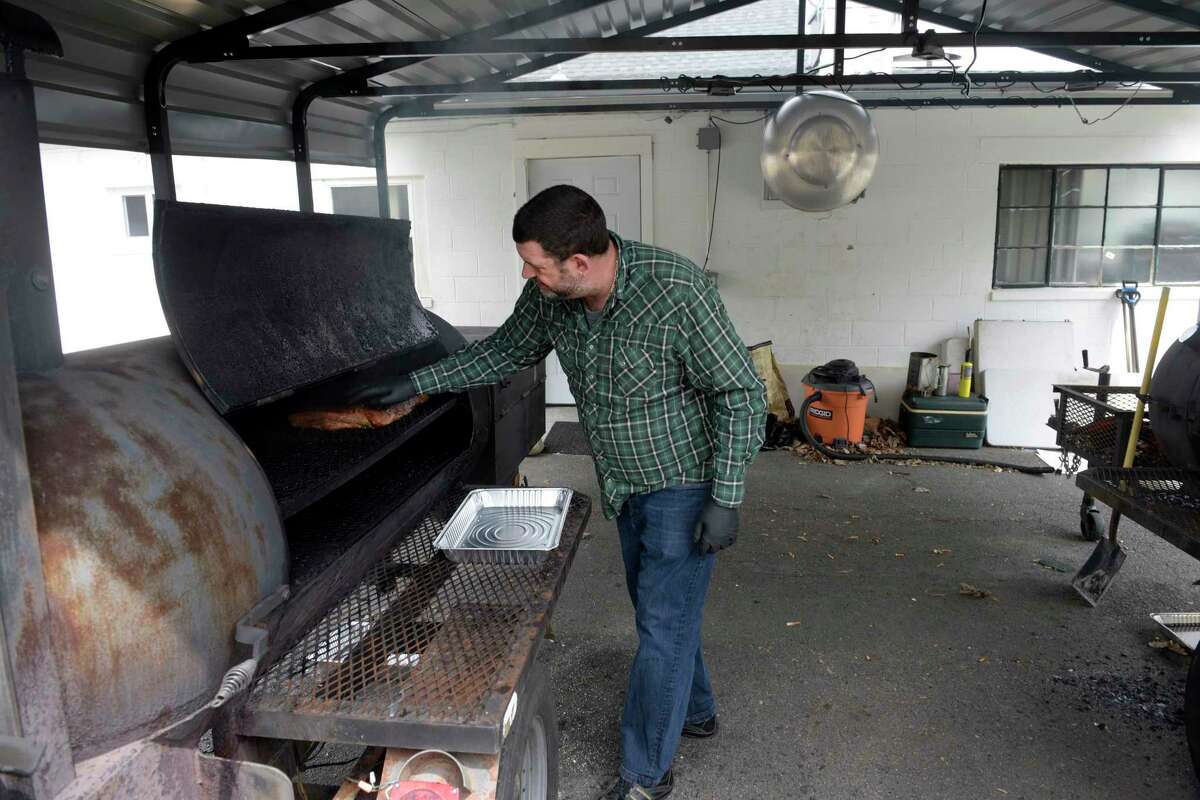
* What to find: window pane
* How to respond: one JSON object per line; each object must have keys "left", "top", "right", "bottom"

{"left": 123, "top": 194, "right": 149, "bottom": 237}
{"left": 1107, "top": 168, "right": 1159, "bottom": 206}
{"left": 1104, "top": 208, "right": 1157, "bottom": 247}
{"left": 1163, "top": 169, "right": 1200, "bottom": 206}
{"left": 1050, "top": 248, "right": 1103, "bottom": 286}
{"left": 1052, "top": 208, "right": 1103, "bottom": 246}
{"left": 1160, "top": 207, "right": 1200, "bottom": 246}
{"left": 1101, "top": 247, "right": 1153, "bottom": 284}
{"left": 1055, "top": 168, "right": 1106, "bottom": 207}
{"left": 331, "top": 185, "right": 379, "bottom": 217}
{"left": 997, "top": 209, "right": 1050, "bottom": 247}
{"left": 1157, "top": 247, "right": 1200, "bottom": 283}
{"left": 995, "top": 248, "right": 1047, "bottom": 285}
{"left": 998, "top": 168, "right": 1051, "bottom": 207}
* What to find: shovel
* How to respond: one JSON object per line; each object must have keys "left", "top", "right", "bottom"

{"left": 1072, "top": 287, "right": 1171, "bottom": 606}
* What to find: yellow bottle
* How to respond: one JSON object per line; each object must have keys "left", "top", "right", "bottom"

{"left": 958, "top": 361, "right": 974, "bottom": 398}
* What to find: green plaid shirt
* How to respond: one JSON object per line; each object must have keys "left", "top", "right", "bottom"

{"left": 409, "top": 233, "right": 766, "bottom": 519}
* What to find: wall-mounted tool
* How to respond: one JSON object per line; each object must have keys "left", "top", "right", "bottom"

{"left": 1117, "top": 281, "right": 1142, "bottom": 372}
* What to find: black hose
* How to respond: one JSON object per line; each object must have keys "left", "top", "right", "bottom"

{"left": 797, "top": 391, "right": 1053, "bottom": 475}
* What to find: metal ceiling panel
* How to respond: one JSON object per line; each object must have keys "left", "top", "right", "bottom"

{"left": 7, "top": 0, "right": 1200, "bottom": 166}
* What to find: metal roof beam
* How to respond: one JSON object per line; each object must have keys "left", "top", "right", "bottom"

{"left": 1103, "top": 0, "right": 1200, "bottom": 29}
{"left": 354, "top": 70, "right": 1200, "bottom": 96}
{"left": 378, "top": 94, "right": 1189, "bottom": 120}
{"left": 201, "top": 31, "right": 1200, "bottom": 60}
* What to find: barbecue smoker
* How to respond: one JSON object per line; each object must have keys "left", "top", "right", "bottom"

{"left": 3, "top": 201, "right": 584, "bottom": 799}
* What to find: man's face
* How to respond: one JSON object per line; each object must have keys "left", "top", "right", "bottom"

{"left": 517, "top": 240, "right": 587, "bottom": 300}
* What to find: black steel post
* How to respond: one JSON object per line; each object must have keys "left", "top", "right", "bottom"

{"left": 834, "top": 0, "right": 847, "bottom": 76}
{"left": 796, "top": 0, "right": 806, "bottom": 92}
{"left": 901, "top": 0, "right": 920, "bottom": 36}
{"left": 292, "top": 87, "right": 317, "bottom": 212}
{"left": 144, "top": 49, "right": 180, "bottom": 202}
{"left": 0, "top": 12, "right": 63, "bottom": 374}
{"left": 374, "top": 111, "right": 390, "bottom": 219}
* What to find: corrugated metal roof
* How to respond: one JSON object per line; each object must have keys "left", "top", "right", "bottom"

{"left": 6, "top": 0, "right": 1199, "bottom": 165}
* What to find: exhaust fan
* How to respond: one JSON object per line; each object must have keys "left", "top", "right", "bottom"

{"left": 761, "top": 90, "right": 880, "bottom": 212}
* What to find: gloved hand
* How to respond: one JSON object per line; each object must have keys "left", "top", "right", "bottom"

{"left": 695, "top": 500, "right": 738, "bottom": 554}
{"left": 342, "top": 374, "right": 417, "bottom": 408}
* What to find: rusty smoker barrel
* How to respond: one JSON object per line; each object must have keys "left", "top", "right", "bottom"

{"left": 18, "top": 337, "right": 287, "bottom": 759}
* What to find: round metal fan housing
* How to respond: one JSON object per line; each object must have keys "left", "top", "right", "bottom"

{"left": 761, "top": 90, "right": 880, "bottom": 212}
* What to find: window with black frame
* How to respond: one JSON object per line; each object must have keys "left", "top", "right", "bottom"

{"left": 993, "top": 166, "right": 1200, "bottom": 287}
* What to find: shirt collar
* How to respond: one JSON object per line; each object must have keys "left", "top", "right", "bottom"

{"left": 609, "top": 230, "right": 630, "bottom": 304}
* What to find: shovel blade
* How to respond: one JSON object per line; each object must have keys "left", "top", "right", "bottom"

{"left": 1072, "top": 538, "right": 1127, "bottom": 607}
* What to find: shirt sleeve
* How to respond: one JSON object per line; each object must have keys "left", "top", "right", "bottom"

{"left": 408, "top": 280, "right": 554, "bottom": 394}
{"left": 676, "top": 278, "right": 767, "bottom": 508}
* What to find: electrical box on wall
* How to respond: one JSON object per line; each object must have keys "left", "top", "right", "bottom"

{"left": 697, "top": 126, "right": 720, "bottom": 151}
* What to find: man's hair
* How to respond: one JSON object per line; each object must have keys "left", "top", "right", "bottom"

{"left": 512, "top": 184, "right": 609, "bottom": 261}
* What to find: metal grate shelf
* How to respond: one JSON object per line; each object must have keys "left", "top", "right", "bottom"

{"left": 1050, "top": 385, "right": 1165, "bottom": 472}
{"left": 239, "top": 489, "right": 591, "bottom": 753}
{"left": 1076, "top": 467, "right": 1200, "bottom": 560}
{"left": 235, "top": 393, "right": 459, "bottom": 517}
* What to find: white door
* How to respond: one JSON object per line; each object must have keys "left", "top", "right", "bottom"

{"left": 527, "top": 155, "right": 642, "bottom": 405}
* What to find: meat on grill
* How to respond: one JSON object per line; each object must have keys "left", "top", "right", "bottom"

{"left": 289, "top": 394, "right": 429, "bottom": 431}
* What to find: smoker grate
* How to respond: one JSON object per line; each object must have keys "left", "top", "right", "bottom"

{"left": 242, "top": 489, "right": 591, "bottom": 751}
{"left": 236, "top": 393, "right": 457, "bottom": 517}
{"left": 1051, "top": 386, "right": 1165, "bottom": 472}
{"left": 284, "top": 421, "right": 469, "bottom": 587}
{"left": 1076, "top": 467, "right": 1200, "bottom": 558}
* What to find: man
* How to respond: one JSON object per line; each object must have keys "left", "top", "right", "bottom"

{"left": 350, "top": 185, "right": 766, "bottom": 799}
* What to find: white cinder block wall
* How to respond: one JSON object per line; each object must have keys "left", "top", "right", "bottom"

{"left": 388, "top": 105, "right": 1200, "bottom": 415}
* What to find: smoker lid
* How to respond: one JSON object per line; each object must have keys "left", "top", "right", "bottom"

{"left": 154, "top": 201, "right": 437, "bottom": 413}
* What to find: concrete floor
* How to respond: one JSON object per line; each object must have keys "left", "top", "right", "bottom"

{"left": 521, "top": 449, "right": 1200, "bottom": 800}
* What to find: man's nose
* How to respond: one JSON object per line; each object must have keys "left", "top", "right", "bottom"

{"left": 521, "top": 263, "right": 535, "bottom": 280}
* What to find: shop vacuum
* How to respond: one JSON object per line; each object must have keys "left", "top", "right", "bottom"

{"left": 800, "top": 359, "right": 875, "bottom": 447}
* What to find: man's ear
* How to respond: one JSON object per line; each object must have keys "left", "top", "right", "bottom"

{"left": 569, "top": 253, "right": 591, "bottom": 275}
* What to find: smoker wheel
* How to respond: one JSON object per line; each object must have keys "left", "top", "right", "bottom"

{"left": 1080, "top": 498, "right": 1103, "bottom": 542}
{"left": 496, "top": 664, "right": 558, "bottom": 800}
{"left": 1186, "top": 650, "right": 1200, "bottom": 784}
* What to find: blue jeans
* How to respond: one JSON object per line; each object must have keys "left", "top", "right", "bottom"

{"left": 617, "top": 482, "right": 717, "bottom": 787}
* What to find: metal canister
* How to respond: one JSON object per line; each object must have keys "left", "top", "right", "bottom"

{"left": 935, "top": 364, "right": 950, "bottom": 396}
{"left": 958, "top": 361, "right": 974, "bottom": 398}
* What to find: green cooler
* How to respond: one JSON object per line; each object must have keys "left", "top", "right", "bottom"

{"left": 900, "top": 392, "right": 988, "bottom": 449}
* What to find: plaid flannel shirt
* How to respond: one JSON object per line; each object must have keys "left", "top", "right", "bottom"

{"left": 409, "top": 233, "right": 766, "bottom": 519}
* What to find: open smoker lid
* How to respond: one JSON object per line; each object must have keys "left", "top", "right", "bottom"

{"left": 154, "top": 201, "right": 437, "bottom": 414}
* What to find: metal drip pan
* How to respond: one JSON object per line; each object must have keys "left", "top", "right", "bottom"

{"left": 435, "top": 488, "right": 573, "bottom": 565}
{"left": 1151, "top": 612, "right": 1200, "bottom": 652}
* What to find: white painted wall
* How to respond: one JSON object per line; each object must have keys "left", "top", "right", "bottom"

{"left": 385, "top": 105, "right": 1200, "bottom": 414}
{"left": 39, "top": 104, "right": 1200, "bottom": 420}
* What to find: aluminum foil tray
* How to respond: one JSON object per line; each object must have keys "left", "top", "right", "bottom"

{"left": 1151, "top": 612, "right": 1200, "bottom": 652}
{"left": 435, "top": 488, "right": 573, "bottom": 565}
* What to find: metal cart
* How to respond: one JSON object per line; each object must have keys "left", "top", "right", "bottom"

{"left": 1050, "top": 384, "right": 1169, "bottom": 540}
{"left": 1073, "top": 466, "right": 1200, "bottom": 781}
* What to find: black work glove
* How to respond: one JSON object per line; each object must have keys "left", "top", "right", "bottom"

{"left": 695, "top": 500, "right": 738, "bottom": 555}
{"left": 342, "top": 374, "right": 417, "bottom": 408}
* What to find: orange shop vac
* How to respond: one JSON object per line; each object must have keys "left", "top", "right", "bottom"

{"left": 800, "top": 359, "right": 876, "bottom": 447}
